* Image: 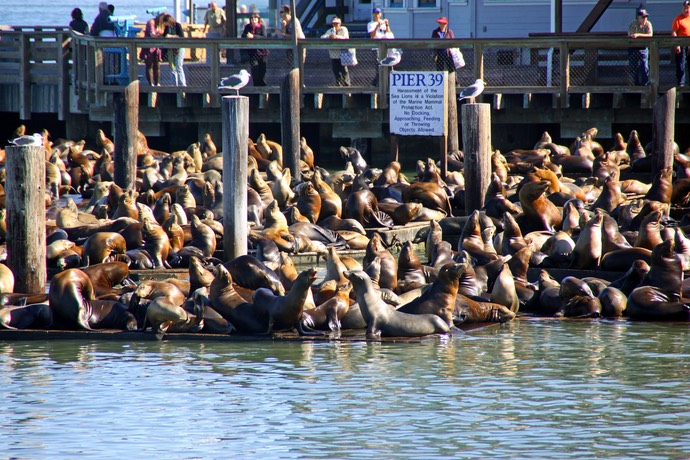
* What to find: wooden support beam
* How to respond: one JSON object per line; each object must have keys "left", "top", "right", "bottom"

{"left": 113, "top": 81, "right": 140, "bottom": 191}
{"left": 576, "top": 0, "right": 614, "bottom": 33}
{"left": 462, "top": 103, "right": 492, "bottom": 215}
{"left": 281, "top": 68, "right": 301, "bottom": 180}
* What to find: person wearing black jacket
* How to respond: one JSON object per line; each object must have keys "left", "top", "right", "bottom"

{"left": 241, "top": 12, "right": 269, "bottom": 86}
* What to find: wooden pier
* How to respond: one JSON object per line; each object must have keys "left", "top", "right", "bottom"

{"left": 2, "top": 27, "right": 690, "bottom": 153}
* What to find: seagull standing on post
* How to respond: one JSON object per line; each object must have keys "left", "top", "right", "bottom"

{"left": 458, "top": 79, "right": 485, "bottom": 103}
{"left": 218, "top": 69, "right": 251, "bottom": 95}
{"left": 8, "top": 132, "right": 43, "bottom": 147}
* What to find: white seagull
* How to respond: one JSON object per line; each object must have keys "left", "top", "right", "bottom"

{"left": 379, "top": 50, "right": 401, "bottom": 70}
{"left": 458, "top": 79, "right": 486, "bottom": 102}
{"left": 8, "top": 132, "right": 43, "bottom": 147}
{"left": 218, "top": 69, "right": 251, "bottom": 95}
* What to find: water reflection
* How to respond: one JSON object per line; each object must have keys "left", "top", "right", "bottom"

{"left": 2, "top": 321, "right": 690, "bottom": 458}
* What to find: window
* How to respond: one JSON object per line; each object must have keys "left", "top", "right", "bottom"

{"left": 389, "top": 0, "right": 403, "bottom": 7}
{"left": 418, "top": 0, "right": 436, "bottom": 7}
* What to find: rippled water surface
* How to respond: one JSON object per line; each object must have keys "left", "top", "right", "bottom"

{"left": 2, "top": 320, "right": 690, "bottom": 459}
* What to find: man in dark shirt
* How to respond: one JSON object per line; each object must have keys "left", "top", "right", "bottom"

{"left": 90, "top": 1, "right": 115, "bottom": 37}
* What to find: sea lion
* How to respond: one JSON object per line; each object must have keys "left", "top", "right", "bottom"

{"left": 48, "top": 268, "right": 96, "bottom": 330}
{"left": 81, "top": 231, "right": 127, "bottom": 265}
{"left": 0, "top": 302, "right": 53, "bottom": 330}
{"left": 189, "top": 256, "right": 215, "bottom": 291}
{"left": 345, "top": 270, "right": 450, "bottom": 338}
{"left": 363, "top": 233, "right": 397, "bottom": 291}
{"left": 598, "top": 286, "right": 627, "bottom": 318}
{"left": 558, "top": 276, "right": 601, "bottom": 318}
{"left": 313, "top": 169, "right": 342, "bottom": 220}
{"left": 633, "top": 210, "right": 663, "bottom": 250}
{"left": 142, "top": 219, "right": 171, "bottom": 268}
{"left": 627, "top": 286, "right": 690, "bottom": 321}
{"left": 397, "top": 262, "right": 465, "bottom": 326}
{"left": 395, "top": 241, "right": 427, "bottom": 294}
{"left": 262, "top": 200, "right": 296, "bottom": 253}
{"left": 253, "top": 267, "right": 319, "bottom": 335}
{"left": 133, "top": 280, "right": 187, "bottom": 306}
{"left": 490, "top": 263, "right": 520, "bottom": 313}
{"left": 518, "top": 180, "right": 562, "bottom": 232}
{"left": 209, "top": 264, "right": 265, "bottom": 333}
{"left": 224, "top": 254, "right": 285, "bottom": 295}
{"left": 318, "top": 215, "right": 366, "bottom": 235}
{"left": 81, "top": 261, "right": 131, "bottom": 298}
{"left": 302, "top": 281, "right": 352, "bottom": 332}
{"left": 142, "top": 295, "right": 204, "bottom": 334}
{"left": 570, "top": 209, "right": 603, "bottom": 269}
{"left": 402, "top": 181, "right": 452, "bottom": 215}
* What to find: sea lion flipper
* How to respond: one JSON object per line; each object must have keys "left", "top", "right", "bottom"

{"left": 297, "top": 320, "right": 325, "bottom": 337}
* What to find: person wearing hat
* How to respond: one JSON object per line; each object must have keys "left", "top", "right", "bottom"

{"left": 628, "top": 8, "right": 653, "bottom": 86}
{"left": 368, "top": 8, "right": 393, "bottom": 85}
{"left": 672, "top": 1, "right": 690, "bottom": 86}
{"left": 432, "top": 17, "right": 456, "bottom": 72}
{"left": 321, "top": 17, "right": 351, "bottom": 86}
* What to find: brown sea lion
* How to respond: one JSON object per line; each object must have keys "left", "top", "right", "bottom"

{"left": 302, "top": 282, "right": 352, "bottom": 332}
{"left": 142, "top": 296, "right": 204, "bottom": 334}
{"left": 397, "top": 262, "right": 465, "bottom": 326}
{"left": 402, "top": 181, "right": 452, "bottom": 215}
{"left": 558, "top": 276, "right": 601, "bottom": 318}
{"left": 345, "top": 270, "right": 450, "bottom": 338}
{"left": 141, "top": 219, "right": 171, "bottom": 268}
{"left": 518, "top": 180, "right": 562, "bottom": 232}
{"left": 570, "top": 209, "right": 603, "bottom": 269}
{"left": 209, "top": 264, "right": 264, "bottom": 333}
{"left": 224, "top": 254, "right": 285, "bottom": 295}
{"left": 187, "top": 215, "right": 216, "bottom": 258}
{"left": 162, "top": 213, "right": 185, "bottom": 254}
{"left": 363, "top": 233, "right": 397, "bottom": 291}
{"left": 81, "top": 262, "right": 131, "bottom": 298}
{"left": 598, "top": 286, "right": 627, "bottom": 318}
{"left": 644, "top": 167, "right": 673, "bottom": 205}
{"left": 82, "top": 231, "right": 127, "bottom": 265}
{"left": 262, "top": 200, "right": 296, "bottom": 253}
{"left": 633, "top": 210, "right": 663, "bottom": 250}
{"left": 0, "top": 302, "right": 53, "bottom": 330}
{"left": 253, "top": 268, "right": 319, "bottom": 335}
{"left": 454, "top": 294, "right": 516, "bottom": 324}
{"left": 189, "top": 256, "right": 215, "bottom": 291}
{"left": 490, "top": 263, "right": 520, "bottom": 313}
{"left": 134, "top": 280, "right": 187, "bottom": 306}
{"left": 49, "top": 268, "right": 96, "bottom": 330}
{"left": 395, "top": 241, "right": 427, "bottom": 294}
{"left": 313, "top": 169, "right": 342, "bottom": 220}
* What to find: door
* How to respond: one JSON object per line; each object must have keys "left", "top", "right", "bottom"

{"left": 352, "top": 0, "right": 373, "bottom": 22}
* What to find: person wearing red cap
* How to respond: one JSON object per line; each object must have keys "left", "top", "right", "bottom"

{"left": 432, "top": 17, "right": 455, "bottom": 72}
{"left": 628, "top": 8, "right": 653, "bottom": 86}
{"left": 672, "top": 1, "right": 690, "bottom": 85}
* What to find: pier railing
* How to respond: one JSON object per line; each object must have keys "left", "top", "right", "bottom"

{"left": 1, "top": 27, "right": 689, "bottom": 119}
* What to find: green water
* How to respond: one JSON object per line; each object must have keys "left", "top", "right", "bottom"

{"left": 2, "top": 319, "right": 690, "bottom": 459}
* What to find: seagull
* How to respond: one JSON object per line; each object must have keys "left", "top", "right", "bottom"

{"left": 458, "top": 79, "right": 486, "bottom": 102}
{"left": 379, "top": 50, "right": 401, "bottom": 70}
{"left": 8, "top": 132, "right": 43, "bottom": 146}
{"left": 218, "top": 69, "right": 251, "bottom": 95}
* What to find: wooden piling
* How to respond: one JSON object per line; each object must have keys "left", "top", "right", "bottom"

{"left": 221, "top": 95, "right": 249, "bottom": 260}
{"left": 281, "top": 68, "right": 301, "bottom": 180}
{"left": 447, "top": 71, "right": 459, "bottom": 153}
{"left": 113, "top": 80, "right": 139, "bottom": 191}
{"left": 5, "top": 145, "right": 46, "bottom": 294}
{"left": 462, "top": 103, "right": 492, "bottom": 215}
{"left": 652, "top": 87, "right": 676, "bottom": 173}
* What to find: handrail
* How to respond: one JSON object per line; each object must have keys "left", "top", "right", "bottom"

{"left": 3, "top": 28, "right": 690, "bottom": 120}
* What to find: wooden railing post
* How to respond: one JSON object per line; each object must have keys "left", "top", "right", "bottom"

{"left": 559, "top": 42, "right": 569, "bottom": 108}
{"left": 447, "top": 71, "right": 459, "bottom": 153}
{"left": 648, "top": 41, "right": 659, "bottom": 109}
{"left": 473, "top": 42, "right": 484, "bottom": 83}
{"left": 19, "top": 33, "right": 30, "bottom": 120}
{"left": 6, "top": 145, "right": 46, "bottom": 294}
{"left": 221, "top": 95, "right": 249, "bottom": 260}
{"left": 57, "top": 32, "right": 69, "bottom": 121}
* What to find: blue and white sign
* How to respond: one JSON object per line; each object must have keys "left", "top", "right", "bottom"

{"left": 389, "top": 71, "right": 447, "bottom": 136}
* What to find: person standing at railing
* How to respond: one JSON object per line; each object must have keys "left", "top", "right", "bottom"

{"left": 432, "top": 17, "right": 455, "bottom": 72}
{"left": 204, "top": 2, "right": 227, "bottom": 63}
{"left": 628, "top": 8, "right": 652, "bottom": 86}
{"left": 70, "top": 8, "right": 89, "bottom": 35}
{"left": 368, "top": 8, "right": 393, "bottom": 86}
{"left": 242, "top": 12, "right": 269, "bottom": 86}
{"left": 277, "top": 5, "right": 305, "bottom": 65}
{"left": 163, "top": 13, "right": 187, "bottom": 87}
{"left": 672, "top": 1, "right": 690, "bottom": 86}
{"left": 90, "top": 1, "right": 115, "bottom": 37}
{"left": 139, "top": 14, "right": 168, "bottom": 86}
{"left": 321, "top": 17, "right": 351, "bottom": 87}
